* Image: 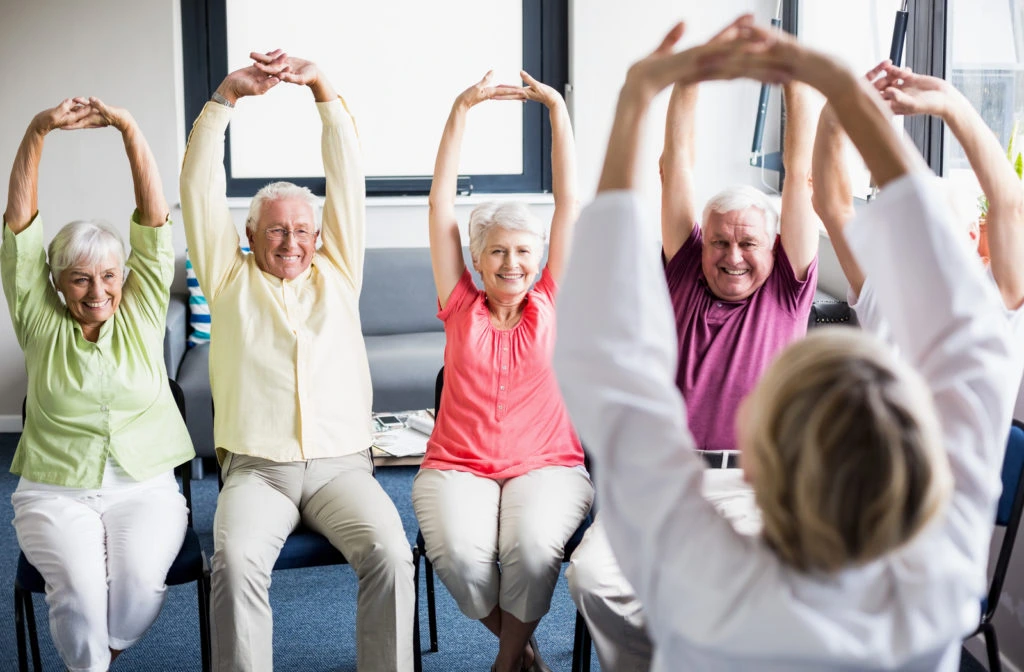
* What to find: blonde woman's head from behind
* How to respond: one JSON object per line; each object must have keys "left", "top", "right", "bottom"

{"left": 738, "top": 328, "right": 952, "bottom": 573}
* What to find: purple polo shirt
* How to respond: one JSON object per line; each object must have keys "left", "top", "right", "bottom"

{"left": 665, "top": 226, "right": 817, "bottom": 451}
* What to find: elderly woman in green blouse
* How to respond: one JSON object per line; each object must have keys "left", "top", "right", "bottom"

{"left": 1, "top": 98, "right": 195, "bottom": 672}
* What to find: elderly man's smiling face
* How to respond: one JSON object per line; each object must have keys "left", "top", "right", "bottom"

{"left": 246, "top": 197, "right": 319, "bottom": 280}
{"left": 701, "top": 206, "right": 775, "bottom": 302}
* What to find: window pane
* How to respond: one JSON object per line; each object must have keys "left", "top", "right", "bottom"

{"left": 945, "top": 0, "right": 1024, "bottom": 210}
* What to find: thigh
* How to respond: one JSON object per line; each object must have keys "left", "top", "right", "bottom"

{"left": 214, "top": 456, "right": 303, "bottom": 561}
{"left": 103, "top": 479, "right": 188, "bottom": 581}
{"left": 300, "top": 453, "right": 408, "bottom": 566}
{"left": 412, "top": 468, "right": 501, "bottom": 564}
{"left": 499, "top": 466, "right": 594, "bottom": 559}
{"left": 12, "top": 491, "right": 107, "bottom": 597}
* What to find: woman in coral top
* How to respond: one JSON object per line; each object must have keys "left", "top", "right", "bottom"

{"left": 413, "top": 71, "right": 593, "bottom": 672}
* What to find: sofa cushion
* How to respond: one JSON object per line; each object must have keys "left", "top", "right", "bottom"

{"left": 360, "top": 248, "right": 444, "bottom": 336}
{"left": 365, "top": 332, "right": 446, "bottom": 412}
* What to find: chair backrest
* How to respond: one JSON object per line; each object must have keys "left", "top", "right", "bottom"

{"left": 983, "top": 420, "right": 1024, "bottom": 622}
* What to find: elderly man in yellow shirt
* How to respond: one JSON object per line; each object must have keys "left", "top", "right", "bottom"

{"left": 179, "top": 50, "right": 414, "bottom": 672}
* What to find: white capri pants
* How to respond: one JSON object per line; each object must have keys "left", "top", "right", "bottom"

{"left": 412, "top": 465, "right": 594, "bottom": 623}
{"left": 11, "top": 466, "right": 187, "bottom": 672}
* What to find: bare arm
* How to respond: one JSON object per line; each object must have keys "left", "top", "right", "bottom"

{"left": 521, "top": 71, "right": 578, "bottom": 282}
{"left": 4, "top": 99, "right": 93, "bottom": 233}
{"left": 659, "top": 84, "right": 699, "bottom": 262}
{"left": 429, "top": 73, "right": 525, "bottom": 307}
{"left": 811, "top": 104, "right": 864, "bottom": 297}
{"left": 881, "top": 64, "right": 1024, "bottom": 310}
{"left": 778, "top": 82, "right": 820, "bottom": 280}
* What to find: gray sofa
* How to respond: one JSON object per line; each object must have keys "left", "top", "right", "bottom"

{"left": 162, "top": 246, "right": 853, "bottom": 463}
{"left": 164, "top": 247, "right": 446, "bottom": 460}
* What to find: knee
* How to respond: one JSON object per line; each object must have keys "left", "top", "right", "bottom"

{"left": 503, "top": 533, "right": 563, "bottom": 584}
{"left": 360, "top": 533, "right": 413, "bottom": 577}
{"left": 212, "top": 536, "right": 272, "bottom": 590}
{"left": 567, "top": 546, "right": 602, "bottom": 603}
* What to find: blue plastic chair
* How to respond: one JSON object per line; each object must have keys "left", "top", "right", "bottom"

{"left": 969, "top": 420, "right": 1024, "bottom": 672}
{"left": 13, "top": 379, "right": 211, "bottom": 672}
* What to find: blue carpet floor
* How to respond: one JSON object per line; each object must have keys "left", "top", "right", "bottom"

{"left": 0, "top": 434, "right": 586, "bottom": 671}
{"left": 0, "top": 432, "right": 992, "bottom": 671}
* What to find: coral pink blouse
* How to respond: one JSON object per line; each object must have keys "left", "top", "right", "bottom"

{"left": 422, "top": 267, "right": 584, "bottom": 479}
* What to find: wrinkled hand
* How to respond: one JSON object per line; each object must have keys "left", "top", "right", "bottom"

{"left": 76, "top": 97, "right": 135, "bottom": 132}
{"left": 875, "top": 63, "right": 950, "bottom": 117}
{"left": 520, "top": 70, "right": 563, "bottom": 108}
{"left": 251, "top": 50, "right": 320, "bottom": 87}
{"left": 622, "top": 16, "right": 791, "bottom": 104}
{"left": 218, "top": 58, "right": 283, "bottom": 103}
{"left": 455, "top": 71, "right": 526, "bottom": 110}
{"left": 30, "top": 98, "right": 95, "bottom": 134}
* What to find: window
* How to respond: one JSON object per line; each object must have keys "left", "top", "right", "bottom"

{"left": 180, "top": 0, "right": 567, "bottom": 197}
{"left": 943, "top": 0, "right": 1024, "bottom": 207}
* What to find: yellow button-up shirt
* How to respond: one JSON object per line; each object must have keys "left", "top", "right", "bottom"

{"left": 179, "top": 99, "right": 372, "bottom": 464}
{"left": 1, "top": 214, "right": 195, "bottom": 487}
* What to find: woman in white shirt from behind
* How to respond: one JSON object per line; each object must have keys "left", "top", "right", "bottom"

{"left": 554, "top": 15, "right": 1018, "bottom": 672}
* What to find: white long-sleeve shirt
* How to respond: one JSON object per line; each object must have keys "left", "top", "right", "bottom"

{"left": 554, "top": 174, "right": 1016, "bottom": 671}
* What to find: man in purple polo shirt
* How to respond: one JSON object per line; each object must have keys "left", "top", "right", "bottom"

{"left": 567, "top": 75, "right": 820, "bottom": 671}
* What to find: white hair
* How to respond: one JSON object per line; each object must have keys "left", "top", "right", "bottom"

{"left": 48, "top": 220, "right": 126, "bottom": 282}
{"left": 702, "top": 185, "right": 780, "bottom": 240}
{"left": 468, "top": 201, "right": 546, "bottom": 260}
{"left": 246, "top": 181, "right": 320, "bottom": 234}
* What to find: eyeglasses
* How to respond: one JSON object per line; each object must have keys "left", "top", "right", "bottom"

{"left": 264, "top": 227, "right": 314, "bottom": 242}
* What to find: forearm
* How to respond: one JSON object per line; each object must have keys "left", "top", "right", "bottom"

{"left": 597, "top": 89, "right": 650, "bottom": 193}
{"left": 318, "top": 98, "right": 366, "bottom": 279}
{"left": 4, "top": 122, "right": 46, "bottom": 233}
{"left": 779, "top": 82, "right": 820, "bottom": 277}
{"left": 428, "top": 104, "right": 467, "bottom": 215}
{"left": 308, "top": 72, "right": 337, "bottom": 103}
{"left": 545, "top": 101, "right": 579, "bottom": 279}
{"left": 120, "top": 119, "right": 168, "bottom": 228}
{"left": 660, "top": 84, "right": 698, "bottom": 256}
{"left": 811, "top": 64, "right": 922, "bottom": 187}
{"left": 811, "top": 108, "right": 864, "bottom": 295}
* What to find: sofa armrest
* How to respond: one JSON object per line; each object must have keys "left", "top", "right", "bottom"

{"left": 165, "top": 293, "right": 188, "bottom": 377}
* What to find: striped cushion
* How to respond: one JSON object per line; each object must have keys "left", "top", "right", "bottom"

{"left": 185, "top": 253, "right": 210, "bottom": 347}
{"left": 185, "top": 246, "right": 249, "bottom": 347}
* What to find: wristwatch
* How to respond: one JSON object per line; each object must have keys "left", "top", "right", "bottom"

{"left": 210, "top": 91, "right": 234, "bottom": 108}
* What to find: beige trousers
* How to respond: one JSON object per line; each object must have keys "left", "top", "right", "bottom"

{"left": 567, "top": 469, "right": 761, "bottom": 672}
{"left": 412, "top": 465, "right": 594, "bottom": 622}
{"left": 210, "top": 451, "right": 414, "bottom": 672}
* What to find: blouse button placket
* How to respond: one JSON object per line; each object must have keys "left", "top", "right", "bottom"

{"left": 496, "top": 333, "right": 511, "bottom": 420}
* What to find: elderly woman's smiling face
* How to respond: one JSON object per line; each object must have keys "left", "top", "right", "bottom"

{"left": 56, "top": 254, "right": 123, "bottom": 337}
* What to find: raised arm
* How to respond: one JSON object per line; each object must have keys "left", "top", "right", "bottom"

{"left": 811, "top": 103, "right": 864, "bottom": 297}
{"left": 4, "top": 99, "right": 94, "bottom": 234}
{"left": 881, "top": 64, "right": 1024, "bottom": 310}
{"left": 180, "top": 55, "right": 283, "bottom": 298}
{"left": 659, "top": 83, "right": 698, "bottom": 262}
{"left": 429, "top": 73, "right": 525, "bottom": 306}
{"left": 254, "top": 52, "right": 365, "bottom": 285}
{"left": 778, "top": 81, "right": 819, "bottom": 279}
{"left": 520, "top": 71, "right": 578, "bottom": 282}
{"left": 81, "top": 98, "right": 169, "bottom": 228}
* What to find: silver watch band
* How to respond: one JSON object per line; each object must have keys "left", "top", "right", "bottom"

{"left": 210, "top": 91, "right": 234, "bottom": 108}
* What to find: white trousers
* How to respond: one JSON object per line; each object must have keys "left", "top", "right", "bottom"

{"left": 567, "top": 469, "right": 760, "bottom": 672}
{"left": 11, "top": 470, "right": 187, "bottom": 672}
{"left": 412, "top": 465, "right": 594, "bottom": 623}
{"left": 210, "top": 451, "right": 415, "bottom": 672}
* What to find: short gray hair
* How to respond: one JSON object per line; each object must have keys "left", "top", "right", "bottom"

{"left": 48, "top": 220, "right": 126, "bottom": 282}
{"left": 702, "top": 186, "right": 780, "bottom": 240}
{"left": 468, "top": 201, "right": 545, "bottom": 260}
{"left": 246, "top": 181, "right": 320, "bottom": 234}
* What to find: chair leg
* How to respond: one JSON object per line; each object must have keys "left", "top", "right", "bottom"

{"left": 412, "top": 546, "right": 422, "bottom": 672}
{"left": 984, "top": 623, "right": 1003, "bottom": 672}
{"left": 23, "top": 589, "right": 42, "bottom": 672}
{"left": 198, "top": 575, "right": 212, "bottom": 672}
{"left": 15, "top": 588, "right": 29, "bottom": 672}
{"left": 425, "top": 554, "right": 438, "bottom": 653}
{"left": 571, "top": 611, "right": 592, "bottom": 672}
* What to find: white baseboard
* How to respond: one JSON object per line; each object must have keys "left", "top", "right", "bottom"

{"left": 0, "top": 415, "right": 21, "bottom": 433}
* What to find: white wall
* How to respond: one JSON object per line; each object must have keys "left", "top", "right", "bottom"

{"left": 0, "top": 0, "right": 848, "bottom": 427}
